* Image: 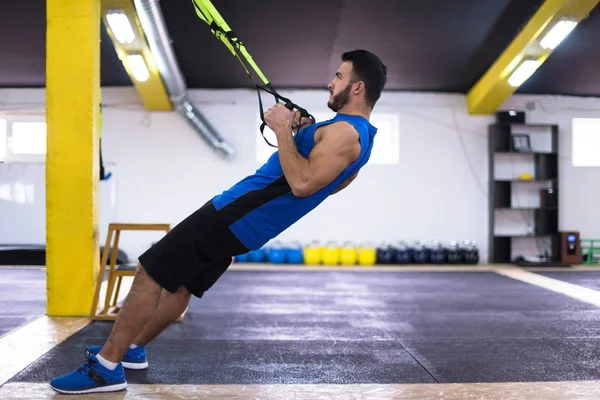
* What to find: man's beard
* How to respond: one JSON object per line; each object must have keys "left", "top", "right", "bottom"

{"left": 327, "top": 82, "right": 352, "bottom": 112}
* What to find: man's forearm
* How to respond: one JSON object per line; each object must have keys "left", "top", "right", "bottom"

{"left": 275, "top": 128, "right": 312, "bottom": 195}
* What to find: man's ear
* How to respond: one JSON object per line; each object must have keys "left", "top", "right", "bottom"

{"left": 353, "top": 81, "right": 365, "bottom": 95}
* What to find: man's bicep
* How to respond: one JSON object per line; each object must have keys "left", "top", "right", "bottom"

{"left": 307, "top": 126, "right": 360, "bottom": 190}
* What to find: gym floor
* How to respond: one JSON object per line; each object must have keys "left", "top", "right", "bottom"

{"left": 2, "top": 264, "right": 600, "bottom": 398}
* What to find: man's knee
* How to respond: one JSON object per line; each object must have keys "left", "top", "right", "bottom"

{"left": 133, "top": 263, "right": 161, "bottom": 291}
{"left": 174, "top": 285, "right": 191, "bottom": 297}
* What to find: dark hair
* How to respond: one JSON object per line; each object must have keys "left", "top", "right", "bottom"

{"left": 341, "top": 49, "right": 387, "bottom": 109}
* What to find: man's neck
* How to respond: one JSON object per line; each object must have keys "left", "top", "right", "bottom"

{"left": 336, "top": 104, "right": 371, "bottom": 120}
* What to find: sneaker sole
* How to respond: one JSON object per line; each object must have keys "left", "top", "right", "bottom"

{"left": 51, "top": 381, "right": 127, "bottom": 394}
{"left": 122, "top": 360, "right": 149, "bottom": 370}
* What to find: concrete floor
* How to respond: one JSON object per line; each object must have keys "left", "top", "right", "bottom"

{"left": 2, "top": 264, "right": 600, "bottom": 398}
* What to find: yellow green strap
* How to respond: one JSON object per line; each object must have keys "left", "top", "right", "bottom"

{"left": 191, "top": 0, "right": 270, "bottom": 86}
{"left": 190, "top": 0, "right": 316, "bottom": 145}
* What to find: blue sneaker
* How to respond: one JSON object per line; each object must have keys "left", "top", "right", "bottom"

{"left": 50, "top": 349, "right": 127, "bottom": 394}
{"left": 88, "top": 345, "right": 149, "bottom": 370}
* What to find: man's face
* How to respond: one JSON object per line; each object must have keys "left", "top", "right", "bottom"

{"left": 327, "top": 62, "right": 354, "bottom": 112}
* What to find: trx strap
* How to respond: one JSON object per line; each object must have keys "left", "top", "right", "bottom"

{"left": 191, "top": 0, "right": 315, "bottom": 147}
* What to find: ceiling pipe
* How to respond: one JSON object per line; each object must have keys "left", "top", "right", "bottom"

{"left": 133, "top": 0, "right": 235, "bottom": 159}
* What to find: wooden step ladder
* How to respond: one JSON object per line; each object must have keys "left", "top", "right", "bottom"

{"left": 91, "top": 223, "right": 187, "bottom": 322}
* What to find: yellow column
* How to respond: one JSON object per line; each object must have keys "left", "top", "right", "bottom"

{"left": 46, "top": 0, "right": 101, "bottom": 315}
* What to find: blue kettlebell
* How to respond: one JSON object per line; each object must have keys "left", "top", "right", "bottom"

{"left": 235, "top": 252, "right": 250, "bottom": 263}
{"left": 268, "top": 247, "right": 286, "bottom": 264}
{"left": 287, "top": 242, "right": 304, "bottom": 264}
{"left": 250, "top": 247, "right": 267, "bottom": 262}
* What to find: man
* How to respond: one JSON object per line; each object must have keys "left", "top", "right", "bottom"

{"left": 50, "top": 49, "right": 387, "bottom": 394}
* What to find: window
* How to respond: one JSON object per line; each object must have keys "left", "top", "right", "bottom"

{"left": 0, "top": 117, "right": 47, "bottom": 162}
{"left": 11, "top": 122, "right": 47, "bottom": 155}
{"left": 368, "top": 113, "right": 400, "bottom": 165}
{"left": 256, "top": 112, "right": 400, "bottom": 165}
{"left": 0, "top": 119, "right": 6, "bottom": 160}
{"left": 572, "top": 118, "right": 600, "bottom": 167}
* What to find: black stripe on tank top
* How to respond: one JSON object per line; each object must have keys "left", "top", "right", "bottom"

{"left": 217, "top": 175, "right": 292, "bottom": 225}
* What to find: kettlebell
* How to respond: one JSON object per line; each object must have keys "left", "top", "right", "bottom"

{"left": 322, "top": 242, "right": 340, "bottom": 265}
{"left": 429, "top": 240, "right": 446, "bottom": 264}
{"left": 376, "top": 243, "right": 395, "bottom": 264}
{"left": 303, "top": 241, "right": 323, "bottom": 265}
{"left": 250, "top": 247, "right": 267, "bottom": 263}
{"left": 235, "top": 252, "right": 250, "bottom": 263}
{"left": 287, "top": 242, "right": 304, "bottom": 264}
{"left": 394, "top": 241, "right": 412, "bottom": 264}
{"left": 445, "top": 240, "right": 461, "bottom": 264}
{"left": 268, "top": 247, "right": 285, "bottom": 264}
{"left": 358, "top": 243, "right": 376, "bottom": 266}
{"left": 462, "top": 240, "right": 479, "bottom": 264}
{"left": 414, "top": 241, "right": 432, "bottom": 264}
{"left": 340, "top": 242, "right": 358, "bottom": 265}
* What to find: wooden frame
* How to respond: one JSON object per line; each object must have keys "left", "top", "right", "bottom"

{"left": 90, "top": 223, "right": 187, "bottom": 321}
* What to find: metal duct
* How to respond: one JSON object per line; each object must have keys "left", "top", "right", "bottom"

{"left": 133, "top": 0, "right": 235, "bottom": 159}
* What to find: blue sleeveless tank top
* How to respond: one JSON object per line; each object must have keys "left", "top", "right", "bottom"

{"left": 212, "top": 113, "right": 377, "bottom": 250}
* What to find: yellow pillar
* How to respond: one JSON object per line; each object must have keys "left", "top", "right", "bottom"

{"left": 46, "top": 0, "right": 101, "bottom": 315}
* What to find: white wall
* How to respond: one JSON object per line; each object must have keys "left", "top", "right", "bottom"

{"left": 501, "top": 95, "right": 600, "bottom": 244}
{"left": 1, "top": 87, "right": 599, "bottom": 263}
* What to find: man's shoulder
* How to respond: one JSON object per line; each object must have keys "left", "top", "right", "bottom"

{"left": 315, "top": 120, "right": 359, "bottom": 144}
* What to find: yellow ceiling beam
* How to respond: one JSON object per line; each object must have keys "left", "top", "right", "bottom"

{"left": 101, "top": 0, "right": 172, "bottom": 110}
{"left": 467, "top": 0, "right": 600, "bottom": 114}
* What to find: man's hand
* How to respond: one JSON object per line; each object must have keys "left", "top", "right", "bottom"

{"left": 264, "top": 104, "right": 314, "bottom": 135}
{"left": 291, "top": 112, "right": 314, "bottom": 133}
{"left": 264, "top": 103, "right": 296, "bottom": 136}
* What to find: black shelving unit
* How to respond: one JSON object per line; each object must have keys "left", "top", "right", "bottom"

{"left": 488, "top": 122, "right": 559, "bottom": 264}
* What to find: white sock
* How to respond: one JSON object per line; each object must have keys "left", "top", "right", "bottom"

{"left": 96, "top": 354, "right": 118, "bottom": 370}
{"left": 130, "top": 344, "right": 138, "bottom": 349}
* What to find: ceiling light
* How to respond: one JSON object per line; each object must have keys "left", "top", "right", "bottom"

{"left": 106, "top": 10, "right": 135, "bottom": 44}
{"left": 540, "top": 19, "right": 578, "bottom": 50}
{"left": 508, "top": 59, "right": 541, "bottom": 87}
{"left": 126, "top": 54, "right": 150, "bottom": 82}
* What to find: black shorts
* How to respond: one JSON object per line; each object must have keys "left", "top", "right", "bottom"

{"left": 138, "top": 200, "right": 249, "bottom": 298}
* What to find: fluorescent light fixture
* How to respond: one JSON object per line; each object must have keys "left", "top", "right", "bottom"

{"left": 540, "top": 19, "right": 578, "bottom": 50}
{"left": 126, "top": 54, "right": 150, "bottom": 82}
{"left": 508, "top": 59, "right": 540, "bottom": 87}
{"left": 106, "top": 10, "right": 135, "bottom": 44}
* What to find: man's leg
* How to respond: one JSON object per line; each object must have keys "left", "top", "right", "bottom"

{"left": 132, "top": 285, "right": 192, "bottom": 346}
{"left": 50, "top": 200, "right": 245, "bottom": 394}
{"left": 110, "top": 256, "right": 231, "bottom": 355}
{"left": 49, "top": 263, "right": 162, "bottom": 394}
{"left": 97, "top": 263, "right": 162, "bottom": 363}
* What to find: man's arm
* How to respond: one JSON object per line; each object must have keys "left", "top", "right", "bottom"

{"left": 275, "top": 122, "right": 361, "bottom": 197}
